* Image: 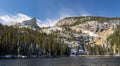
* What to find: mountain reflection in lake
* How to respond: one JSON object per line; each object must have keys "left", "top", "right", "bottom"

{"left": 0, "top": 56, "right": 120, "bottom": 66}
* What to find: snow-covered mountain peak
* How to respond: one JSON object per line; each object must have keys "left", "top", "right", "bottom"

{"left": 17, "top": 13, "right": 32, "bottom": 22}
{"left": 0, "top": 13, "right": 32, "bottom": 25}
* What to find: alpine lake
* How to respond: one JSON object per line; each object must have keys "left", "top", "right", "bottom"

{"left": 0, "top": 56, "right": 120, "bottom": 66}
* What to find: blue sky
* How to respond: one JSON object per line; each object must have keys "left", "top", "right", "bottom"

{"left": 0, "top": 0, "right": 120, "bottom": 21}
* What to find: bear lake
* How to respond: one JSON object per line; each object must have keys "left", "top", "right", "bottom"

{"left": 0, "top": 56, "right": 120, "bottom": 66}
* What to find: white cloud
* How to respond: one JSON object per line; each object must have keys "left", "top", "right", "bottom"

{"left": 79, "top": 8, "right": 91, "bottom": 16}
{"left": 59, "top": 8, "right": 91, "bottom": 19}
{"left": 38, "top": 8, "right": 76, "bottom": 27}
{"left": 59, "top": 8, "right": 76, "bottom": 19}
{"left": 38, "top": 18, "right": 59, "bottom": 27}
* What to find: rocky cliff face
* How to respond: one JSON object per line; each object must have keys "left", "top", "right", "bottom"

{"left": 14, "top": 18, "right": 39, "bottom": 29}
{"left": 22, "top": 18, "right": 38, "bottom": 27}
{"left": 56, "top": 18, "right": 77, "bottom": 26}
{"left": 55, "top": 16, "right": 90, "bottom": 26}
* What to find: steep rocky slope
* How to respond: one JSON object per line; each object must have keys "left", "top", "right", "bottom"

{"left": 42, "top": 16, "right": 120, "bottom": 55}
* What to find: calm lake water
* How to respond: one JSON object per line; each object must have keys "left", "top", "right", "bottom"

{"left": 0, "top": 56, "right": 120, "bottom": 66}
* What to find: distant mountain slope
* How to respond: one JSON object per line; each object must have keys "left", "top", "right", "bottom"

{"left": 56, "top": 16, "right": 120, "bottom": 26}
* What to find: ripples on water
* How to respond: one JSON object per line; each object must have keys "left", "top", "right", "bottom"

{"left": 0, "top": 56, "right": 120, "bottom": 66}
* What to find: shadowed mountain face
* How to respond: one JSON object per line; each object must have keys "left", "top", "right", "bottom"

{"left": 18, "top": 18, "right": 39, "bottom": 28}
{"left": 22, "top": 18, "right": 37, "bottom": 26}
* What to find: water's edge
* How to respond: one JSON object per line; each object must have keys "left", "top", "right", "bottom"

{"left": 0, "top": 56, "right": 120, "bottom": 66}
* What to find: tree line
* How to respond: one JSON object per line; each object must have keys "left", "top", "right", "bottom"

{"left": 0, "top": 23, "right": 70, "bottom": 57}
